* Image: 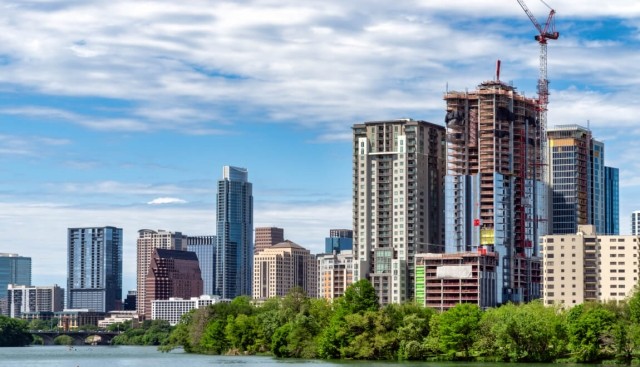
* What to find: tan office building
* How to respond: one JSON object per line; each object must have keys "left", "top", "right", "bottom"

{"left": 317, "top": 250, "right": 354, "bottom": 300}
{"left": 253, "top": 240, "right": 317, "bottom": 299}
{"left": 541, "top": 225, "right": 640, "bottom": 307}
{"left": 136, "top": 229, "right": 188, "bottom": 317}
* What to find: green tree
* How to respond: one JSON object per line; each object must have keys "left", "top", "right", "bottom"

{"left": 338, "top": 279, "right": 379, "bottom": 314}
{"left": 437, "top": 303, "right": 482, "bottom": 358}
{"left": 0, "top": 316, "right": 32, "bottom": 346}
{"left": 225, "top": 314, "right": 258, "bottom": 352}
{"left": 53, "top": 335, "right": 74, "bottom": 346}
{"left": 566, "top": 303, "right": 616, "bottom": 362}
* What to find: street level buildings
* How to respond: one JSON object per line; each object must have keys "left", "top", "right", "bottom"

{"left": 0, "top": 253, "right": 31, "bottom": 315}
{"left": 216, "top": 166, "right": 253, "bottom": 299}
{"left": 415, "top": 252, "right": 498, "bottom": 311}
{"left": 151, "top": 295, "right": 227, "bottom": 325}
{"left": 253, "top": 240, "right": 317, "bottom": 300}
{"left": 7, "top": 284, "right": 64, "bottom": 319}
{"left": 444, "top": 81, "right": 545, "bottom": 304}
{"left": 254, "top": 227, "right": 284, "bottom": 254}
{"left": 67, "top": 227, "right": 122, "bottom": 312}
{"left": 317, "top": 250, "right": 354, "bottom": 300}
{"left": 143, "top": 248, "right": 203, "bottom": 320}
{"left": 541, "top": 225, "right": 639, "bottom": 306}
{"left": 353, "top": 119, "right": 446, "bottom": 305}
{"left": 187, "top": 235, "right": 216, "bottom": 295}
{"left": 136, "top": 229, "right": 187, "bottom": 317}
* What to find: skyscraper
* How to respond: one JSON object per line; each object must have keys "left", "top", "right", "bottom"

{"left": 0, "top": 253, "right": 32, "bottom": 315}
{"left": 187, "top": 235, "right": 216, "bottom": 296}
{"left": 136, "top": 229, "right": 187, "bottom": 317}
{"left": 254, "top": 227, "right": 284, "bottom": 254}
{"left": 67, "top": 227, "right": 122, "bottom": 312}
{"left": 352, "top": 119, "right": 446, "bottom": 305}
{"left": 144, "top": 248, "right": 203, "bottom": 320}
{"left": 444, "top": 81, "right": 545, "bottom": 304}
{"left": 547, "top": 125, "right": 618, "bottom": 235}
{"left": 604, "top": 166, "right": 619, "bottom": 235}
{"left": 216, "top": 166, "right": 253, "bottom": 299}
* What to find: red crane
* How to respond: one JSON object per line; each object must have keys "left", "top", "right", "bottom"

{"left": 516, "top": 0, "right": 559, "bottom": 139}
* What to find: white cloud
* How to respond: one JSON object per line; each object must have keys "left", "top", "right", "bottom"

{"left": 147, "top": 197, "right": 187, "bottom": 205}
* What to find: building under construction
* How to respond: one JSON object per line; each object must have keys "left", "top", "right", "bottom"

{"left": 443, "top": 80, "right": 547, "bottom": 304}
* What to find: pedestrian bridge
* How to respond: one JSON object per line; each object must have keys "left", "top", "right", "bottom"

{"left": 30, "top": 331, "right": 121, "bottom": 345}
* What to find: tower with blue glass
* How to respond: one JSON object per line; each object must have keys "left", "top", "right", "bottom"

{"left": 215, "top": 166, "right": 253, "bottom": 299}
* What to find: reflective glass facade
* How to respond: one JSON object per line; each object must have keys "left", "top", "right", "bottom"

{"left": 215, "top": 166, "right": 253, "bottom": 299}
{"left": 604, "top": 166, "right": 619, "bottom": 235}
{"left": 67, "top": 226, "right": 122, "bottom": 312}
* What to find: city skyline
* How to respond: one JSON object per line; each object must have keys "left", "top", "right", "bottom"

{"left": 2, "top": 1, "right": 640, "bottom": 294}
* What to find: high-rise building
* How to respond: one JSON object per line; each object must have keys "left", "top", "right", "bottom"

{"left": 444, "top": 81, "right": 545, "bottom": 304}
{"left": 136, "top": 229, "right": 187, "bottom": 317}
{"left": 352, "top": 119, "right": 446, "bottom": 305}
{"left": 144, "top": 248, "right": 203, "bottom": 320}
{"left": 325, "top": 229, "right": 353, "bottom": 254}
{"left": 604, "top": 166, "right": 620, "bottom": 235}
{"left": 541, "top": 225, "right": 638, "bottom": 306}
{"left": 0, "top": 253, "right": 31, "bottom": 315}
{"left": 317, "top": 250, "right": 353, "bottom": 300}
{"left": 253, "top": 240, "right": 317, "bottom": 299}
{"left": 216, "top": 166, "right": 253, "bottom": 299}
{"left": 7, "top": 284, "right": 64, "bottom": 318}
{"left": 67, "top": 227, "right": 122, "bottom": 312}
{"left": 547, "top": 125, "right": 618, "bottom": 235}
{"left": 632, "top": 211, "right": 640, "bottom": 236}
{"left": 254, "top": 227, "right": 284, "bottom": 254}
{"left": 187, "top": 235, "right": 216, "bottom": 296}
{"left": 123, "top": 290, "right": 137, "bottom": 311}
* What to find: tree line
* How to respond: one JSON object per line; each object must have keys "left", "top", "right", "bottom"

{"left": 160, "top": 279, "right": 640, "bottom": 363}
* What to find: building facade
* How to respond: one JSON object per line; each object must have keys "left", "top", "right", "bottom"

{"left": 444, "top": 81, "right": 545, "bottom": 304}
{"left": 415, "top": 252, "right": 498, "bottom": 311}
{"left": 216, "top": 166, "right": 253, "bottom": 299}
{"left": 317, "top": 250, "right": 354, "bottom": 300}
{"left": 352, "top": 119, "right": 446, "bottom": 305}
{"left": 541, "top": 225, "right": 639, "bottom": 306}
{"left": 151, "top": 295, "right": 228, "bottom": 325}
{"left": 633, "top": 211, "right": 640, "bottom": 236}
{"left": 547, "top": 125, "right": 618, "bottom": 235}
{"left": 7, "top": 284, "right": 64, "bottom": 318}
{"left": 136, "top": 229, "right": 188, "bottom": 317}
{"left": 325, "top": 229, "right": 353, "bottom": 254}
{"left": 604, "top": 166, "right": 620, "bottom": 235}
{"left": 254, "top": 227, "right": 284, "bottom": 254}
{"left": 67, "top": 227, "right": 122, "bottom": 312}
{"left": 187, "top": 235, "right": 216, "bottom": 296}
{"left": 144, "top": 249, "right": 203, "bottom": 320}
{"left": 253, "top": 240, "right": 317, "bottom": 299}
{"left": 0, "top": 253, "right": 31, "bottom": 315}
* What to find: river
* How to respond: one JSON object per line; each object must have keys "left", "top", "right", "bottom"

{"left": 0, "top": 345, "right": 599, "bottom": 367}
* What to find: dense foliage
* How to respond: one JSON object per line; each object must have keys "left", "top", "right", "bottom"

{"left": 111, "top": 319, "right": 172, "bottom": 345}
{"left": 0, "top": 316, "right": 32, "bottom": 346}
{"left": 159, "top": 280, "right": 640, "bottom": 362}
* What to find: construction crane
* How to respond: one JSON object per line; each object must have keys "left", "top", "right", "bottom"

{"left": 516, "top": 0, "right": 559, "bottom": 139}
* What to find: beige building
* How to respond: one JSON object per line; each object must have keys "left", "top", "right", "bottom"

{"left": 253, "top": 240, "right": 317, "bottom": 299}
{"left": 541, "top": 225, "right": 640, "bottom": 307}
{"left": 254, "top": 227, "right": 284, "bottom": 254}
{"left": 136, "top": 229, "right": 188, "bottom": 318}
{"left": 317, "top": 250, "right": 354, "bottom": 300}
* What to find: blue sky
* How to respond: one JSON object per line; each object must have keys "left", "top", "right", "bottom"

{"left": 2, "top": 0, "right": 640, "bottom": 294}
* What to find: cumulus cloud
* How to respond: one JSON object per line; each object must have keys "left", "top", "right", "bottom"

{"left": 147, "top": 197, "right": 187, "bottom": 205}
